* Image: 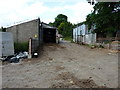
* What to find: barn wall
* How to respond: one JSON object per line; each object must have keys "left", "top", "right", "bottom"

{"left": 6, "top": 19, "right": 40, "bottom": 43}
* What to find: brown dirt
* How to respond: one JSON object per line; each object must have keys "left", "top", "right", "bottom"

{"left": 2, "top": 40, "right": 118, "bottom": 88}
{"left": 55, "top": 66, "right": 65, "bottom": 71}
{"left": 51, "top": 72, "right": 107, "bottom": 88}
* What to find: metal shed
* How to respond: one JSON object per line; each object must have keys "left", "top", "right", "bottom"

{"left": 0, "top": 32, "right": 14, "bottom": 57}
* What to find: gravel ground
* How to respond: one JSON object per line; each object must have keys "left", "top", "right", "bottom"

{"left": 2, "top": 40, "right": 118, "bottom": 88}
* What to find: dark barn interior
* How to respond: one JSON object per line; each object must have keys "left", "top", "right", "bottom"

{"left": 43, "top": 28, "right": 56, "bottom": 43}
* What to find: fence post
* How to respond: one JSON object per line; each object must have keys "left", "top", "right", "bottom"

{"left": 28, "top": 38, "right": 32, "bottom": 58}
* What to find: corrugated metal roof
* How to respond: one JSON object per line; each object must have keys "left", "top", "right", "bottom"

{"left": 41, "top": 22, "right": 57, "bottom": 29}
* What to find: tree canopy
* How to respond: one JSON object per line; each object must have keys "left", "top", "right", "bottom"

{"left": 58, "top": 22, "right": 73, "bottom": 37}
{"left": 0, "top": 27, "right": 6, "bottom": 32}
{"left": 49, "top": 14, "right": 74, "bottom": 38}
{"left": 53, "top": 14, "right": 68, "bottom": 27}
{"left": 86, "top": 2, "right": 120, "bottom": 37}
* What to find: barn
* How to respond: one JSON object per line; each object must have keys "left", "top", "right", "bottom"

{"left": 6, "top": 18, "right": 58, "bottom": 57}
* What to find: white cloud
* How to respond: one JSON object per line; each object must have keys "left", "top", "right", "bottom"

{"left": 64, "top": 2, "right": 94, "bottom": 23}
{"left": 40, "top": 1, "right": 93, "bottom": 24}
{"left": 0, "top": 0, "right": 93, "bottom": 27}
{"left": 0, "top": 0, "right": 49, "bottom": 27}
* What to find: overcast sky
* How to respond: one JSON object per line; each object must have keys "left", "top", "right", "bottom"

{"left": 0, "top": 0, "right": 94, "bottom": 27}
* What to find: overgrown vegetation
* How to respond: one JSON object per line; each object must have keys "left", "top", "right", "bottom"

{"left": 14, "top": 42, "right": 29, "bottom": 53}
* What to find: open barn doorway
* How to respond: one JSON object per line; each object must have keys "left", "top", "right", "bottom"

{"left": 43, "top": 28, "right": 56, "bottom": 43}
{"left": 41, "top": 22, "right": 57, "bottom": 43}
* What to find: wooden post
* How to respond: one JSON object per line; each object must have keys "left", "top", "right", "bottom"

{"left": 28, "top": 38, "right": 32, "bottom": 58}
{"left": 109, "top": 38, "right": 111, "bottom": 49}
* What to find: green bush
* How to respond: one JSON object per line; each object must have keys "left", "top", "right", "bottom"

{"left": 14, "top": 42, "right": 29, "bottom": 53}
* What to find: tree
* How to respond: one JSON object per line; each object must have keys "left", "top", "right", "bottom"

{"left": 58, "top": 22, "right": 73, "bottom": 37}
{"left": 54, "top": 14, "right": 68, "bottom": 27}
{"left": 86, "top": 2, "right": 120, "bottom": 37}
{"left": 0, "top": 26, "right": 6, "bottom": 32}
{"left": 49, "top": 14, "right": 74, "bottom": 38}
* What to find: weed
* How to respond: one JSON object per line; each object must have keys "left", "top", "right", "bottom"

{"left": 14, "top": 42, "right": 28, "bottom": 53}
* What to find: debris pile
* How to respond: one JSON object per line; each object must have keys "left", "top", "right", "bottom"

{"left": 51, "top": 72, "right": 107, "bottom": 88}
{"left": 2, "top": 52, "right": 28, "bottom": 63}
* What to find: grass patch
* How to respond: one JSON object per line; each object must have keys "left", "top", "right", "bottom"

{"left": 63, "top": 37, "right": 72, "bottom": 41}
{"left": 14, "top": 42, "right": 29, "bottom": 53}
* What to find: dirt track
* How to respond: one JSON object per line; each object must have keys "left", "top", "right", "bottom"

{"left": 2, "top": 40, "right": 118, "bottom": 88}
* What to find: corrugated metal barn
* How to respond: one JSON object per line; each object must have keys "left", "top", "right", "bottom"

{"left": 73, "top": 24, "right": 96, "bottom": 44}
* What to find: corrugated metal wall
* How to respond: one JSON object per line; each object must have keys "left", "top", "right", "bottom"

{"left": 73, "top": 24, "right": 96, "bottom": 45}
